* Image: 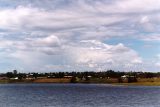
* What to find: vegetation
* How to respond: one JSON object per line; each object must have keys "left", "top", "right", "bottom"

{"left": 0, "top": 70, "right": 160, "bottom": 85}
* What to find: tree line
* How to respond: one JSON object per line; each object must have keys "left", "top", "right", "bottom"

{"left": 1, "top": 70, "right": 160, "bottom": 79}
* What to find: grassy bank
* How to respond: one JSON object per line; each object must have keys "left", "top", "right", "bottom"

{"left": 113, "top": 81, "right": 160, "bottom": 86}
{"left": 113, "top": 78, "right": 160, "bottom": 86}
{"left": 0, "top": 78, "right": 72, "bottom": 84}
{"left": 33, "top": 78, "right": 71, "bottom": 83}
{"left": 1, "top": 77, "right": 160, "bottom": 86}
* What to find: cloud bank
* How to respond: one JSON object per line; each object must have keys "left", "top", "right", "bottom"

{"left": 0, "top": 0, "right": 159, "bottom": 72}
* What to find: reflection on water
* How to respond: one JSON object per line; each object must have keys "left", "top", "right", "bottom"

{"left": 0, "top": 84, "right": 160, "bottom": 107}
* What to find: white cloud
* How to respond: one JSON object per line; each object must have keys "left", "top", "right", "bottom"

{"left": 0, "top": 0, "right": 159, "bottom": 41}
{"left": 33, "top": 35, "right": 61, "bottom": 47}
{"left": 0, "top": 0, "right": 159, "bottom": 72}
{"left": 0, "top": 5, "right": 126, "bottom": 31}
{"left": 62, "top": 40, "right": 142, "bottom": 71}
{"left": 0, "top": 36, "right": 143, "bottom": 71}
{"left": 155, "top": 62, "right": 160, "bottom": 67}
{"left": 0, "top": 35, "right": 62, "bottom": 55}
{"left": 141, "top": 33, "right": 160, "bottom": 41}
{"left": 155, "top": 55, "right": 160, "bottom": 67}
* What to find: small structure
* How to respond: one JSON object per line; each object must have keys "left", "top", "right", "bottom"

{"left": 64, "top": 76, "right": 73, "bottom": 78}
{"left": 121, "top": 75, "right": 137, "bottom": 83}
{"left": 87, "top": 76, "right": 92, "bottom": 78}
{"left": 10, "top": 77, "right": 18, "bottom": 80}
{"left": 0, "top": 76, "right": 8, "bottom": 80}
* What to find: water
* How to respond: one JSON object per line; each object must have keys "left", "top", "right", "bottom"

{"left": 0, "top": 84, "right": 160, "bottom": 107}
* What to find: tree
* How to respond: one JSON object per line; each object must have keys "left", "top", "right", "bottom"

{"left": 6, "top": 72, "right": 14, "bottom": 78}
{"left": 13, "top": 70, "right": 18, "bottom": 75}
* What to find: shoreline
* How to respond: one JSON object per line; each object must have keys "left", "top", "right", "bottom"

{"left": 0, "top": 77, "right": 160, "bottom": 86}
{"left": 0, "top": 83, "right": 160, "bottom": 86}
{"left": 0, "top": 80, "right": 160, "bottom": 86}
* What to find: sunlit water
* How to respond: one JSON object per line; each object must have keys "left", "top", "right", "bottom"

{"left": 0, "top": 83, "right": 160, "bottom": 107}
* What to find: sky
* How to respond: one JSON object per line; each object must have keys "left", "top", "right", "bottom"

{"left": 0, "top": 0, "right": 159, "bottom": 72}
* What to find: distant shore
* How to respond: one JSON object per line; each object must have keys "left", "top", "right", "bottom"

{"left": 113, "top": 82, "right": 160, "bottom": 86}
{"left": 111, "top": 78, "right": 160, "bottom": 86}
{"left": 1, "top": 77, "right": 160, "bottom": 86}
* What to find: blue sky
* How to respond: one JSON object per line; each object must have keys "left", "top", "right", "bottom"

{"left": 0, "top": 0, "right": 159, "bottom": 72}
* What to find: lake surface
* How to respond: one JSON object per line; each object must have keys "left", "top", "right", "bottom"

{"left": 0, "top": 84, "right": 160, "bottom": 107}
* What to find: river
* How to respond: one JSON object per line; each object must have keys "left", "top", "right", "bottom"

{"left": 0, "top": 84, "right": 159, "bottom": 107}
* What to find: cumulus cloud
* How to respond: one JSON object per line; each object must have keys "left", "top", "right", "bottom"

{"left": 0, "top": 0, "right": 159, "bottom": 72}
{"left": 0, "top": 35, "right": 61, "bottom": 55}
{"left": 0, "top": 36, "right": 143, "bottom": 71}
{"left": 61, "top": 40, "right": 142, "bottom": 71}
{"left": 33, "top": 35, "right": 60, "bottom": 47}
